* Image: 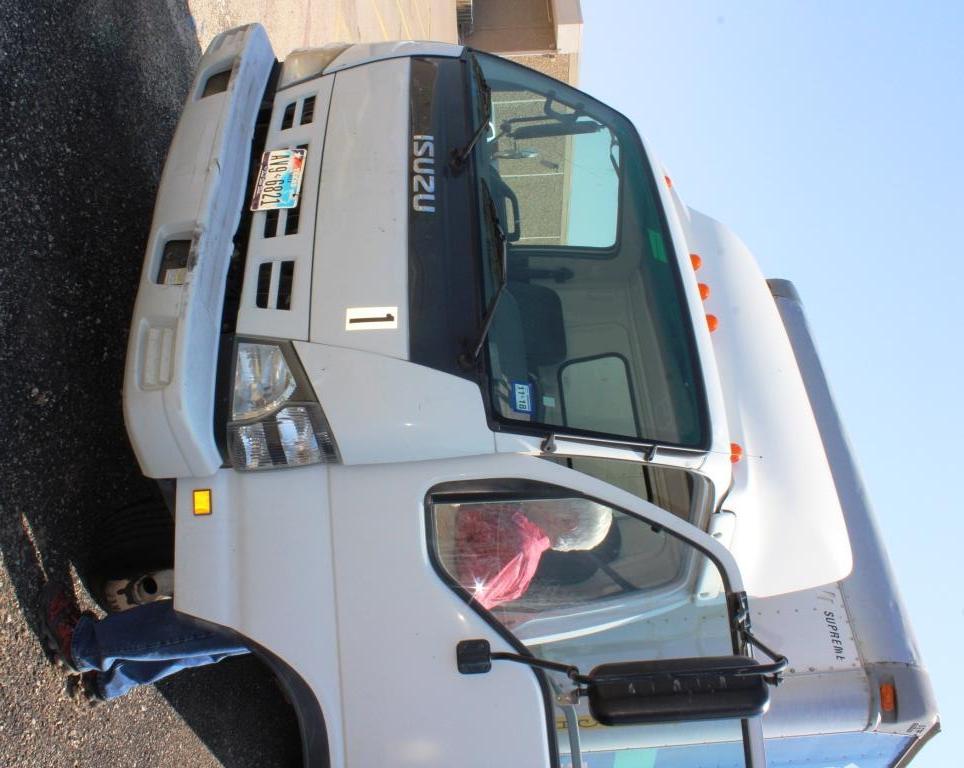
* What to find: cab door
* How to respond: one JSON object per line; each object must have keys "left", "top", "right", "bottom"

{"left": 327, "top": 452, "right": 765, "bottom": 766}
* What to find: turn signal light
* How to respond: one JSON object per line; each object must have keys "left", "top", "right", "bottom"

{"left": 698, "top": 283, "right": 711, "bottom": 300}
{"left": 880, "top": 683, "right": 896, "bottom": 713}
{"left": 193, "top": 489, "right": 212, "bottom": 516}
{"left": 730, "top": 443, "right": 743, "bottom": 464}
{"left": 690, "top": 253, "right": 702, "bottom": 270}
{"left": 706, "top": 314, "right": 719, "bottom": 332}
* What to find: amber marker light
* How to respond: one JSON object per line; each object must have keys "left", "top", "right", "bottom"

{"left": 880, "top": 683, "right": 896, "bottom": 713}
{"left": 730, "top": 443, "right": 743, "bottom": 464}
{"left": 193, "top": 489, "right": 212, "bottom": 516}
{"left": 664, "top": 174, "right": 673, "bottom": 188}
{"left": 690, "top": 253, "right": 702, "bottom": 270}
{"left": 706, "top": 314, "right": 719, "bottom": 332}
{"left": 698, "top": 283, "right": 711, "bottom": 301}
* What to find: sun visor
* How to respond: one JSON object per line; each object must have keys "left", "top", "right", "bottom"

{"left": 685, "top": 209, "right": 852, "bottom": 597}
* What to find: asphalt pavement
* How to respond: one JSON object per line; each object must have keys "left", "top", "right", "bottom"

{"left": 0, "top": 2, "right": 300, "bottom": 765}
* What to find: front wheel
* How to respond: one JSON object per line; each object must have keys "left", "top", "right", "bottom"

{"left": 86, "top": 499, "right": 174, "bottom": 612}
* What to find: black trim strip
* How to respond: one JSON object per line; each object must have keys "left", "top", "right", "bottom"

{"left": 407, "top": 55, "right": 482, "bottom": 380}
{"left": 214, "top": 60, "right": 282, "bottom": 463}
{"left": 176, "top": 610, "right": 330, "bottom": 768}
{"left": 306, "top": 77, "right": 336, "bottom": 347}
{"left": 245, "top": 637, "right": 331, "bottom": 768}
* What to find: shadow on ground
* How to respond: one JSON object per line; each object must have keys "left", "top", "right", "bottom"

{"left": 0, "top": 2, "right": 299, "bottom": 766}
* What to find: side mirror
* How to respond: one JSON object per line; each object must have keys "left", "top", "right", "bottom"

{"left": 587, "top": 656, "right": 771, "bottom": 726}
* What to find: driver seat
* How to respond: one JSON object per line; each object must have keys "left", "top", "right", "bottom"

{"left": 508, "top": 281, "right": 567, "bottom": 369}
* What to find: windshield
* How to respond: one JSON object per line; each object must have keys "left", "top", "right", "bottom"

{"left": 428, "top": 480, "right": 750, "bottom": 766}
{"left": 467, "top": 52, "right": 707, "bottom": 449}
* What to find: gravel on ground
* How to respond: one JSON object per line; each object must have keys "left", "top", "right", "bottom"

{"left": 0, "top": 2, "right": 301, "bottom": 766}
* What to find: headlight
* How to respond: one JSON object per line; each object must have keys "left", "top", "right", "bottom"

{"left": 278, "top": 45, "right": 352, "bottom": 90}
{"left": 232, "top": 342, "right": 296, "bottom": 421}
{"left": 226, "top": 339, "right": 339, "bottom": 471}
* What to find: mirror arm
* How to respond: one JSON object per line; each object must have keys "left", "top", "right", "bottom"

{"left": 739, "top": 628, "right": 789, "bottom": 684}
{"left": 457, "top": 639, "right": 591, "bottom": 685}
{"left": 492, "top": 651, "right": 591, "bottom": 686}
{"left": 550, "top": 678, "right": 585, "bottom": 768}
{"left": 732, "top": 592, "right": 789, "bottom": 685}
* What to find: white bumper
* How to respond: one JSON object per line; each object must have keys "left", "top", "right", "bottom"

{"left": 123, "top": 25, "right": 275, "bottom": 478}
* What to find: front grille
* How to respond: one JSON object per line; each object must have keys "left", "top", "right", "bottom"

{"left": 216, "top": 59, "right": 282, "bottom": 464}
{"left": 219, "top": 61, "right": 280, "bottom": 335}
{"left": 277, "top": 261, "right": 295, "bottom": 310}
{"left": 256, "top": 262, "right": 272, "bottom": 308}
{"left": 253, "top": 260, "right": 296, "bottom": 311}
{"left": 300, "top": 96, "right": 316, "bottom": 125}
{"left": 264, "top": 208, "right": 280, "bottom": 238}
{"left": 281, "top": 101, "right": 296, "bottom": 130}
{"left": 280, "top": 95, "right": 317, "bottom": 130}
{"left": 284, "top": 205, "right": 300, "bottom": 235}
{"left": 234, "top": 82, "right": 320, "bottom": 336}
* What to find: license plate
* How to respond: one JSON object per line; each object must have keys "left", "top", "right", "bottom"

{"left": 249, "top": 148, "right": 307, "bottom": 211}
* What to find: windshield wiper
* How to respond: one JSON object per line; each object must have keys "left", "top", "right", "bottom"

{"left": 459, "top": 180, "right": 508, "bottom": 369}
{"left": 450, "top": 54, "right": 492, "bottom": 173}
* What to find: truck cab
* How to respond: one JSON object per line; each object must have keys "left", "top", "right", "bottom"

{"left": 119, "top": 24, "right": 937, "bottom": 767}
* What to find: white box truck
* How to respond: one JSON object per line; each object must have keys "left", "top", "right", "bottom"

{"left": 108, "top": 24, "right": 938, "bottom": 767}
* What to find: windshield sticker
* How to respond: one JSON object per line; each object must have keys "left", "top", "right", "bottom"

{"left": 510, "top": 381, "right": 534, "bottom": 414}
{"left": 648, "top": 229, "right": 668, "bottom": 263}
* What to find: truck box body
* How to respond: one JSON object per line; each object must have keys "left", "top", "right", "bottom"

{"left": 120, "top": 24, "right": 937, "bottom": 767}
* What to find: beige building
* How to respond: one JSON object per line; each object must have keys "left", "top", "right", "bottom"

{"left": 187, "top": 1, "right": 582, "bottom": 84}
{"left": 460, "top": 0, "right": 583, "bottom": 85}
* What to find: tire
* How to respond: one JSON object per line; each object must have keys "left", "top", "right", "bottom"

{"left": 86, "top": 499, "right": 174, "bottom": 612}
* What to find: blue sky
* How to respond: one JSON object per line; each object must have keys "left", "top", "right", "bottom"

{"left": 580, "top": 2, "right": 963, "bottom": 764}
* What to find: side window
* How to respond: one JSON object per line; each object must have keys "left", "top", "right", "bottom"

{"left": 432, "top": 494, "right": 623, "bottom": 614}
{"left": 428, "top": 480, "right": 740, "bottom": 761}
{"left": 546, "top": 456, "right": 712, "bottom": 528}
{"left": 428, "top": 481, "right": 732, "bottom": 649}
